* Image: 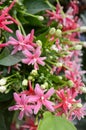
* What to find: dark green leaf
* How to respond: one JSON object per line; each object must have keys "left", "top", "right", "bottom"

{"left": 0, "top": 111, "right": 7, "bottom": 130}
{"left": 24, "top": 0, "right": 50, "bottom": 14}
{"left": 0, "top": 49, "right": 24, "bottom": 66}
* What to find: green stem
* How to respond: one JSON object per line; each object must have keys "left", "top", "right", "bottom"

{"left": 45, "top": 0, "right": 56, "bottom": 10}
{"left": 15, "top": 15, "right": 26, "bottom": 36}
{"left": 56, "top": 0, "right": 65, "bottom": 17}
{"left": 62, "top": 28, "right": 80, "bottom": 35}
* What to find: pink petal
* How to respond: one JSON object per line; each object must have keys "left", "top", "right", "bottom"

{"left": 18, "top": 110, "right": 24, "bottom": 120}
{"left": 14, "top": 93, "right": 21, "bottom": 103}
{"left": 28, "top": 96, "right": 39, "bottom": 102}
{"left": 35, "top": 84, "right": 44, "bottom": 96}
{"left": 34, "top": 101, "right": 42, "bottom": 114}
{"left": 16, "top": 30, "right": 23, "bottom": 41}
{"left": 45, "top": 88, "right": 55, "bottom": 99}
{"left": 43, "top": 100, "right": 55, "bottom": 112}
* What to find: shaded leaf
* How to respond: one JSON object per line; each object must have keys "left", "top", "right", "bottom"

{"left": 0, "top": 48, "right": 24, "bottom": 66}
{"left": 24, "top": 0, "right": 50, "bottom": 14}
{"left": 0, "top": 111, "right": 7, "bottom": 130}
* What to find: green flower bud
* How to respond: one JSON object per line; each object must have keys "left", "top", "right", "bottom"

{"left": 49, "top": 27, "right": 56, "bottom": 35}
{"left": 76, "top": 103, "right": 82, "bottom": 108}
{"left": 74, "top": 45, "right": 82, "bottom": 50}
{"left": 67, "top": 80, "right": 74, "bottom": 87}
{"left": 22, "top": 79, "right": 28, "bottom": 86}
{"left": 58, "top": 24, "right": 63, "bottom": 29}
{"left": 28, "top": 76, "right": 35, "bottom": 81}
{"left": 41, "top": 82, "right": 48, "bottom": 89}
{"left": 30, "top": 70, "right": 38, "bottom": 76}
{"left": 56, "top": 62, "right": 63, "bottom": 67}
{"left": 36, "top": 40, "right": 42, "bottom": 47}
{"left": 55, "top": 29, "right": 62, "bottom": 37}
{"left": 80, "top": 87, "right": 86, "bottom": 93}
{"left": 38, "top": 16, "right": 44, "bottom": 21}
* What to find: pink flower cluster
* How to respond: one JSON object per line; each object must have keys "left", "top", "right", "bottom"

{"left": 0, "top": 0, "right": 18, "bottom": 33}
{"left": 0, "top": 0, "right": 86, "bottom": 130}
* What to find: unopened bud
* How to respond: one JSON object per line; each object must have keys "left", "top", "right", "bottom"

{"left": 76, "top": 103, "right": 82, "bottom": 108}
{"left": 80, "top": 26, "right": 86, "bottom": 33}
{"left": 28, "top": 76, "right": 35, "bottom": 81}
{"left": 36, "top": 40, "right": 42, "bottom": 47}
{"left": 0, "top": 78, "right": 7, "bottom": 86}
{"left": 0, "top": 86, "right": 6, "bottom": 93}
{"left": 58, "top": 24, "right": 63, "bottom": 29}
{"left": 74, "top": 45, "right": 82, "bottom": 50}
{"left": 38, "top": 16, "right": 44, "bottom": 21}
{"left": 55, "top": 29, "right": 62, "bottom": 37}
{"left": 68, "top": 80, "right": 74, "bottom": 87}
{"left": 56, "top": 62, "right": 63, "bottom": 67}
{"left": 30, "top": 70, "right": 38, "bottom": 76}
{"left": 80, "top": 87, "right": 86, "bottom": 93}
{"left": 49, "top": 27, "right": 56, "bottom": 35}
{"left": 41, "top": 82, "right": 48, "bottom": 89}
{"left": 22, "top": 79, "right": 28, "bottom": 86}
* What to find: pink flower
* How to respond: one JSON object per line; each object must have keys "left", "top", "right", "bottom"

{"left": 46, "top": 3, "right": 79, "bottom": 31}
{"left": 21, "top": 117, "right": 37, "bottom": 130}
{"left": 9, "top": 93, "right": 33, "bottom": 120}
{"left": 28, "top": 84, "right": 55, "bottom": 114}
{"left": 70, "top": 103, "right": 86, "bottom": 120}
{"left": 55, "top": 89, "right": 78, "bottom": 113}
{"left": 0, "top": 0, "right": 18, "bottom": 33}
{"left": 22, "top": 46, "right": 46, "bottom": 70}
{"left": 7, "top": 30, "right": 36, "bottom": 54}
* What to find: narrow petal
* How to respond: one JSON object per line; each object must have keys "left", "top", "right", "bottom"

{"left": 34, "top": 101, "right": 42, "bottom": 114}
{"left": 14, "top": 93, "right": 21, "bottom": 103}
{"left": 35, "top": 84, "right": 44, "bottom": 96}
{"left": 18, "top": 110, "right": 24, "bottom": 120}
{"left": 16, "top": 30, "right": 23, "bottom": 41}
{"left": 43, "top": 100, "right": 55, "bottom": 112}
{"left": 45, "top": 88, "right": 55, "bottom": 99}
{"left": 28, "top": 96, "right": 39, "bottom": 102}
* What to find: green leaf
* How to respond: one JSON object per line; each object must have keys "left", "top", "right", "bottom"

{"left": 0, "top": 111, "right": 7, "bottom": 130}
{"left": 0, "top": 48, "right": 24, "bottom": 66}
{"left": 0, "top": 91, "right": 13, "bottom": 102}
{"left": 24, "top": 0, "right": 50, "bottom": 14}
{"left": 38, "top": 112, "right": 77, "bottom": 130}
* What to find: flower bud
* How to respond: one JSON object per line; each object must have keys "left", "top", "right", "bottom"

{"left": 74, "top": 45, "right": 82, "bottom": 50}
{"left": 0, "top": 78, "right": 7, "bottom": 86}
{"left": 41, "top": 82, "right": 48, "bottom": 89}
{"left": 28, "top": 76, "right": 35, "bottom": 81}
{"left": 55, "top": 29, "right": 62, "bottom": 37}
{"left": 80, "top": 26, "right": 86, "bottom": 33}
{"left": 30, "top": 70, "right": 38, "bottom": 76}
{"left": 0, "top": 86, "right": 6, "bottom": 93}
{"left": 58, "top": 24, "right": 63, "bottom": 29}
{"left": 80, "top": 87, "right": 86, "bottom": 93}
{"left": 49, "top": 27, "right": 56, "bottom": 35}
{"left": 38, "top": 16, "right": 44, "bottom": 21}
{"left": 36, "top": 40, "right": 42, "bottom": 47}
{"left": 56, "top": 62, "right": 63, "bottom": 67}
{"left": 22, "top": 79, "right": 28, "bottom": 86}
{"left": 76, "top": 103, "right": 82, "bottom": 108}
{"left": 67, "top": 80, "right": 74, "bottom": 87}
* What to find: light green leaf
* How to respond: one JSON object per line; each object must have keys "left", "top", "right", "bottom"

{"left": 38, "top": 112, "right": 77, "bottom": 130}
